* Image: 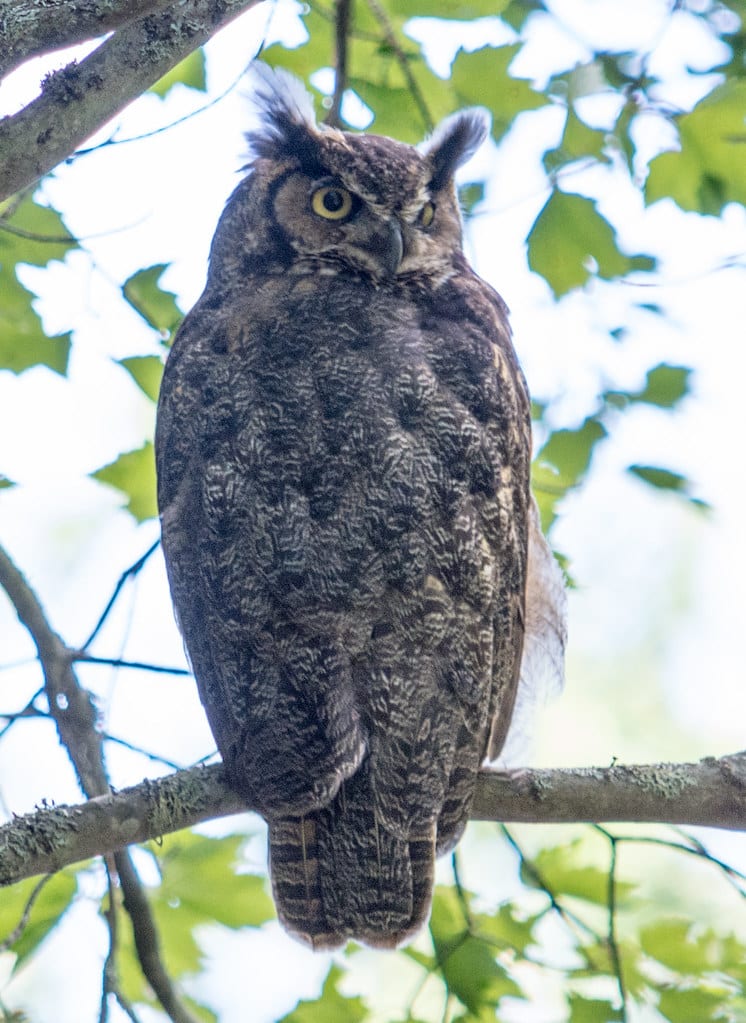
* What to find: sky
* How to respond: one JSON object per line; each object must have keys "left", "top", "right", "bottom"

{"left": 1, "top": 1, "right": 745, "bottom": 1020}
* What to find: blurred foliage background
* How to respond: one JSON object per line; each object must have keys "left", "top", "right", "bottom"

{"left": 1, "top": 0, "right": 745, "bottom": 1020}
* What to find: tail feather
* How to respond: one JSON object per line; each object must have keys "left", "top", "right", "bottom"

{"left": 268, "top": 762, "right": 435, "bottom": 949}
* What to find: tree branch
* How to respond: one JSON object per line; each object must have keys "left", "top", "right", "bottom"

{"left": 326, "top": 0, "right": 352, "bottom": 128}
{"left": 0, "top": 0, "right": 174, "bottom": 81}
{"left": 0, "top": 0, "right": 259, "bottom": 202}
{"left": 0, "top": 543, "right": 199, "bottom": 1023}
{"left": 2, "top": 753, "right": 746, "bottom": 888}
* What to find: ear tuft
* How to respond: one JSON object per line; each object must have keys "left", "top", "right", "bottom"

{"left": 245, "top": 62, "right": 321, "bottom": 164}
{"left": 420, "top": 109, "right": 490, "bottom": 191}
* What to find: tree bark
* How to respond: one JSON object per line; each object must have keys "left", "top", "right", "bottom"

{"left": 2, "top": 753, "right": 745, "bottom": 888}
{"left": 0, "top": 0, "right": 175, "bottom": 80}
{"left": 0, "top": 0, "right": 259, "bottom": 202}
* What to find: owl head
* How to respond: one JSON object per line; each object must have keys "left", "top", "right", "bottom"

{"left": 207, "top": 64, "right": 489, "bottom": 286}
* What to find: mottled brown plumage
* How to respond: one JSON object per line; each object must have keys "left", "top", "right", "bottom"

{"left": 156, "top": 66, "right": 562, "bottom": 949}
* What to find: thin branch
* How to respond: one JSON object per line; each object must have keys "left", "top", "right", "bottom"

{"left": 326, "top": 0, "right": 352, "bottom": 128}
{"left": 600, "top": 830, "right": 628, "bottom": 1021}
{"left": 501, "top": 825, "right": 601, "bottom": 946}
{"left": 75, "top": 654, "right": 190, "bottom": 676}
{"left": 0, "top": 875, "right": 51, "bottom": 951}
{"left": 0, "top": 542, "right": 107, "bottom": 796}
{"left": 363, "top": 0, "right": 433, "bottom": 132}
{"left": 114, "top": 849, "right": 198, "bottom": 1023}
{"left": 100, "top": 858, "right": 119, "bottom": 1023}
{"left": 103, "top": 733, "right": 186, "bottom": 772}
{"left": 82, "top": 540, "right": 159, "bottom": 649}
{"left": 0, "top": 0, "right": 259, "bottom": 201}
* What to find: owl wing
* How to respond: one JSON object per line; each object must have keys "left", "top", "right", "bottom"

{"left": 156, "top": 292, "right": 369, "bottom": 819}
{"left": 424, "top": 271, "right": 532, "bottom": 853}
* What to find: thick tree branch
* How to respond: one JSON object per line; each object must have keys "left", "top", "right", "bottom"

{"left": 0, "top": 0, "right": 174, "bottom": 80}
{"left": 0, "top": 0, "right": 258, "bottom": 202}
{"left": 2, "top": 753, "right": 746, "bottom": 888}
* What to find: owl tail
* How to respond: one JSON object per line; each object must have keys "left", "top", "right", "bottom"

{"left": 268, "top": 762, "right": 435, "bottom": 950}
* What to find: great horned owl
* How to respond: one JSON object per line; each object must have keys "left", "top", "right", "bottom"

{"left": 155, "top": 66, "right": 565, "bottom": 950}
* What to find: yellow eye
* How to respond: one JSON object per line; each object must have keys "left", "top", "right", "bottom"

{"left": 311, "top": 185, "right": 354, "bottom": 221}
{"left": 419, "top": 201, "right": 435, "bottom": 228}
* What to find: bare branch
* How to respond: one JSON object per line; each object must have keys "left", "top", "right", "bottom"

{"left": 3, "top": 754, "right": 746, "bottom": 889}
{"left": 0, "top": 0, "right": 259, "bottom": 201}
{"left": 0, "top": 543, "right": 107, "bottom": 795}
{"left": 363, "top": 0, "right": 433, "bottom": 132}
{"left": 114, "top": 849, "right": 199, "bottom": 1023}
{"left": 472, "top": 755, "right": 746, "bottom": 831}
{"left": 0, "top": 0, "right": 174, "bottom": 80}
{"left": 0, "top": 542, "right": 199, "bottom": 1023}
{"left": 82, "top": 540, "right": 159, "bottom": 649}
{"left": 326, "top": 0, "right": 352, "bottom": 128}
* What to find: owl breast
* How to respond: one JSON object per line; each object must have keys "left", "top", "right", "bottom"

{"left": 157, "top": 263, "right": 530, "bottom": 944}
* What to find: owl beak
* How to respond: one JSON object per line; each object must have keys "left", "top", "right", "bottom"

{"left": 368, "top": 220, "right": 403, "bottom": 278}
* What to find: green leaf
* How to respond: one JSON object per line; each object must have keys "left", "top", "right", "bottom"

{"left": 389, "top": 0, "right": 511, "bottom": 17}
{"left": 0, "top": 194, "right": 77, "bottom": 374}
{"left": 92, "top": 442, "right": 157, "bottom": 522}
{"left": 119, "top": 355, "right": 164, "bottom": 403}
{"left": 527, "top": 190, "right": 655, "bottom": 296}
{"left": 429, "top": 887, "right": 521, "bottom": 1014}
{"left": 646, "top": 80, "right": 746, "bottom": 214}
{"left": 151, "top": 49, "right": 207, "bottom": 98}
{"left": 567, "top": 994, "right": 623, "bottom": 1023}
{"left": 477, "top": 903, "right": 538, "bottom": 956}
{"left": 523, "top": 843, "right": 635, "bottom": 906}
{"left": 641, "top": 918, "right": 746, "bottom": 977}
{"left": 628, "top": 465, "right": 688, "bottom": 493}
{"left": 544, "top": 106, "right": 609, "bottom": 174}
{"left": 116, "top": 832, "right": 273, "bottom": 1007}
{"left": 458, "top": 182, "right": 486, "bottom": 217}
{"left": 0, "top": 872, "right": 77, "bottom": 968}
{"left": 533, "top": 417, "right": 607, "bottom": 530}
{"left": 612, "top": 98, "right": 637, "bottom": 174}
{"left": 634, "top": 363, "right": 691, "bottom": 408}
{"left": 148, "top": 831, "right": 274, "bottom": 930}
{"left": 604, "top": 363, "right": 691, "bottom": 411}
{"left": 349, "top": 53, "right": 455, "bottom": 139}
{"left": 451, "top": 45, "right": 548, "bottom": 142}
{"left": 280, "top": 966, "right": 367, "bottom": 1023}
{"left": 122, "top": 264, "right": 182, "bottom": 339}
{"left": 657, "top": 985, "right": 734, "bottom": 1023}
{"left": 0, "top": 474, "right": 15, "bottom": 488}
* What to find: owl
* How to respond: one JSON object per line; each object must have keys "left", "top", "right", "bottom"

{"left": 155, "top": 65, "right": 566, "bottom": 950}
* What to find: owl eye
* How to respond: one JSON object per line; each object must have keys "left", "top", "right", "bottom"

{"left": 311, "top": 185, "right": 354, "bottom": 221}
{"left": 419, "top": 201, "right": 436, "bottom": 228}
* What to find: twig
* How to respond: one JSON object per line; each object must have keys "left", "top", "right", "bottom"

{"left": 0, "top": 689, "right": 49, "bottom": 741}
{"left": 326, "top": 0, "right": 352, "bottom": 127}
{"left": 0, "top": 542, "right": 200, "bottom": 1023}
{"left": 103, "top": 733, "right": 186, "bottom": 772}
{"left": 0, "top": 875, "right": 51, "bottom": 952}
{"left": 500, "top": 825, "right": 600, "bottom": 947}
{"left": 82, "top": 540, "right": 160, "bottom": 649}
{"left": 74, "top": 654, "right": 190, "bottom": 677}
{"left": 363, "top": 0, "right": 433, "bottom": 131}
{"left": 596, "top": 828, "right": 628, "bottom": 1021}
{"left": 115, "top": 849, "right": 198, "bottom": 1023}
